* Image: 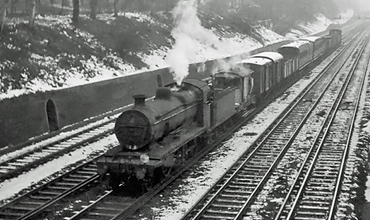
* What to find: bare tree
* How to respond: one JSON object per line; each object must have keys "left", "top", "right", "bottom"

{"left": 90, "top": 0, "right": 98, "bottom": 19}
{"left": 113, "top": 0, "right": 119, "bottom": 17}
{"left": 29, "top": 0, "right": 36, "bottom": 28}
{"left": 61, "top": 0, "right": 68, "bottom": 13}
{"left": 72, "top": 0, "right": 79, "bottom": 23}
{"left": 0, "top": 0, "right": 10, "bottom": 32}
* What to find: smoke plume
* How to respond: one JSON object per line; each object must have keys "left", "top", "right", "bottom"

{"left": 166, "top": 0, "right": 219, "bottom": 85}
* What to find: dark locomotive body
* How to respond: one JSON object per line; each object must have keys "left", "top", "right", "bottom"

{"left": 97, "top": 29, "right": 342, "bottom": 191}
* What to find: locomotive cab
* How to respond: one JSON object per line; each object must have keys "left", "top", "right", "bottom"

{"left": 214, "top": 68, "right": 255, "bottom": 110}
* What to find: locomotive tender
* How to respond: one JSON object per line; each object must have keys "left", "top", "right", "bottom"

{"left": 97, "top": 29, "right": 342, "bottom": 191}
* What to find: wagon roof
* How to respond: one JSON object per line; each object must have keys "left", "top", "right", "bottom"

{"left": 252, "top": 52, "right": 283, "bottom": 62}
{"left": 237, "top": 57, "right": 273, "bottom": 66}
{"left": 280, "top": 40, "right": 311, "bottom": 49}
{"left": 300, "top": 36, "right": 322, "bottom": 42}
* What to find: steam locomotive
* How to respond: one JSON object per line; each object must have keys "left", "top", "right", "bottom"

{"left": 97, "top": 29, "right": 342, "bottom": 191}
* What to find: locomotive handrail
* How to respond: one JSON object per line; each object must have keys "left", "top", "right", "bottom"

{"left": 153, "top": 102, "right": 199, "bottom": 124}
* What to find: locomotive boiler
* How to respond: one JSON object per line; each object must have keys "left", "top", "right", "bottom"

{"left": 114, "top": 82, "right": 205, "bottom": 151}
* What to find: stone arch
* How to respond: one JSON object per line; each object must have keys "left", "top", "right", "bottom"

{"left": 46, "top": 99, "right": 59, "bottom": 132}
{"left": 157, "top": 74, "right": 163, "bottom": 87}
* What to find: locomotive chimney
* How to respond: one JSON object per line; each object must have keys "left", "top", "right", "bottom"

{"left": 133, "top": 94, "right": 146, "bottom": 106}
{"left": 155, "top": 87, "right": 171, "bottom": 100}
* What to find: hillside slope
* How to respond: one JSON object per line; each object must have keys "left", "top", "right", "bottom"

{"left": 0, "top": 3, "right": 353, "bottom": 100}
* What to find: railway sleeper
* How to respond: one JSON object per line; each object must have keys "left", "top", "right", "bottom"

{"left": 308, "top": 178, "right": 336, "bottom": 184}
{"left": 63, "top": 176, "right": 87, "bottom": 182}
{"left": 76, "top": 170, "right": 96, "bottom": 175}
{"left": 15, "top": 159, "right": 34, "bottom": 163}
{"left": 7, "top": 205, "right": 35, "bottom": 211}
{"left": 41, "top": 149, "right": 58, "bottom": 154}
{"left": 299, "top": 204, "right": 329, "bottom": 211}
{"left": 302, "top": 194, "right": 332, "bottom": 201}
{"left": 69, "top": 174, "right": 92, "bottom": 179}
{"left": 29, "top": 152, "right": 47, "bottom": 157}
{"left": 0, "top": 211, "right": 24, "bottom": 217}
{"left": 295, "top": 211, "right": 327, "bottom": 219}
{"left": 303, "top": 192, "right": 333, "bottom": 198}
{"left": 94, "top": 206, "right": 122, "bottom": 213}
{"left": 54, "top": 181, "right": 78, "bottom": 187}
{"left": 222, "top": 189, "right": 253, "bottom": 198}
{"left": 318, "top": 155, "right": 342, "bottom": 160}
{"left": 211, "top": 203, "right": 243, "bottom": 210}
{"left": 38, "top": 190, "right": 63, "bottom": 196}
{"left": 47, "top": 146, "right": 65, "bottom": 150}
{"left": 312, "top": 169, "right": 338, "bottom": 174}
{"left": 242, "top": 166, "right": 268, "bottom": 171}
{"left": 29, "top": 194, "right": 53, "bottom": 200}
{"left": 236, "top": 173, "right": 261, "bottom": 180}
{"left": 294, "top": 215, "right": 326, "bottom": 220}
{"left": 204, "top": 209, "right": 238, "bottom": 218}
{"left": 0, "top": 165, "right": 17, "bottom": 170}
{"left": 233, "top": 177, "right": 260, "bottom": 183}
{"left": 316, "top": 161, "right": 340, "bottom": 167}
{"left": 219, "top": 193, "right": 250, "bottom": 200}
{"left": 230, "top": 180, "right": 258, "bottom": 186}
{"left": 17, "top": 200, "right": 45, "bottom": 206}
{"left": 215, "top": 198, "right": 245, "bottom": 205}
{"left": 306, "top": 184, "right": 334, "bottom": 190}
{"left": 240, "top": 170, "right": 264, "bottom": 176}
{"left": 299, "top": 200, "right": 331, "bottom": 206}
{"left": 47, "top": 185, "right": 71, "bottom": 191}
{"left": 228, "top": 182, "right": 257, "bottom": 190}
{"left": 249, "top": 160, "right": 272, "bottom": 166}
{"left": 82, "top": 166, "right": 98, "bottom": 172}
{"left": 85, "top": 212, "right": 118, "bottom": 218}
{"left": 311, "top": 173, "right": 337, "bottom": 179}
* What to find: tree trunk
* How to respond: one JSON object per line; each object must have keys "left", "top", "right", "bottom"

{"left": 61, "top": 0, "right": 68, "bottom": 13}
{"left": 0, "top": 0, "right": 10, "bottom": 32}
{"left": 10, "top": 0, "right": 14, "bottom": 15}
{"left": 29, "top": 0, "right": 36, "bottom": 28}
{"left": 113, "top": 0, "right": 118, "bottom": 17}
{"left": 72, "top": 0, "right": 79, "bottom": 23}
{"left": 90, "top": 0, "right": 98, "bottom": 19}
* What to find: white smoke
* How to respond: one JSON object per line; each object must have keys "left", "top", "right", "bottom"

{"left": 210, "top": 56, "right": 243, "bottom": 75}
{"left": 166, "top": 0, "right": 220, "bottom": 85}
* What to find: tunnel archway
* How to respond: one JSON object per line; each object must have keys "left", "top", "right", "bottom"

{"left": 46, "top": 99, "right": 59, "bottom": 132}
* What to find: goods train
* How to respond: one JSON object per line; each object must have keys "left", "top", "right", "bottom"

{"left": 97, "top": 29, "right": 342, "bottom": 191}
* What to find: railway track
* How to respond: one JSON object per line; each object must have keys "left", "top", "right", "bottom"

{"left": 273, "top": 36, "right": 370, "bottom": 220}
{"left": 180, "top": 28, "right": 369, "bottom": 220}
{"left": 0, "top": 117, "right": 116, "bottom": 181}
{"left": 0, "top": 155, "right": 103, "bottom": 220}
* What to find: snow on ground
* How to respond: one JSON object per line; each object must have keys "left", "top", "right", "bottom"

{"left": 286, "top": 10, "right": 354, "bottom": 40}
